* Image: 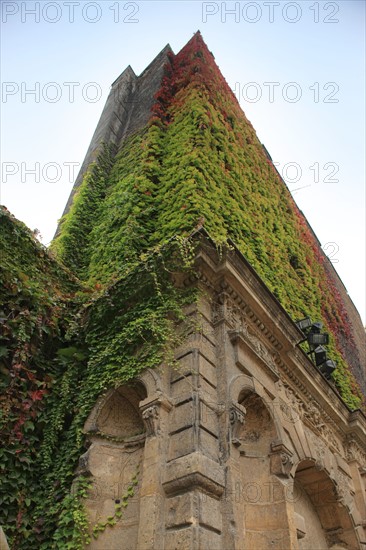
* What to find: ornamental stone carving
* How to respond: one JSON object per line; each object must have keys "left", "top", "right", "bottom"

{"left": 229, "top": 403, "right": 246, "bottom": 447}
{"left": 141, "top": 405, "right": 159, "bottom": 437}
{"left": 270, "top": 440, "right": 294, "bottom": 477}
{"left": 344, "top": 435, "right": 366, "bottom": 466}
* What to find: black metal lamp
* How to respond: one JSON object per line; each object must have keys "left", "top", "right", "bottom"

{"left": 319, "top": 359, "right": 336, "bottom": 379}
{"left": 313, "top": 345, "right": 327, "bottom": 366}
{"left": 310, "top": 322, "right": 323, "bottom": 333}
{"left": 295, "top": 317, "right": 312, "bottom": 331}
{"left": 308, "top": 332, "right": 329, "bottom": 346}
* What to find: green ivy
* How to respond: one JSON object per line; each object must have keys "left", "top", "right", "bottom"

{"left": 1, "top": 31, "right": 364, "bottom": 549}
{"left": 52, "top": 35, "right": 362, "bottom": 409}
{"left": 1, "top": 204, "right": 197, "bottom": 547}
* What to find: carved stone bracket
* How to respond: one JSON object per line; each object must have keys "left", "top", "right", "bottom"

{"left": 141, "top": 405, "right": 159, "bottom": 437}
{"left": 229, "top": 402, "right": 246, "bottom": 447}
{"left": 139, "top": 393, "right": 172, "bottom": 438}
{"left": 334, "top": 469, "right": 355, "bottom": 508}
{"left": 270, "top": 440, "right": 294, "bottom": 477}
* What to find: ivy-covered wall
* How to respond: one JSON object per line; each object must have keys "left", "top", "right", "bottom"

{"left": 53, "top": 33, "right": 364, "bottom": 410}
{"left": 1, "top": 205, "right": 195, "bottom": 548}
{"left": 1, "top": 31, "right": 364, "bottom": 548}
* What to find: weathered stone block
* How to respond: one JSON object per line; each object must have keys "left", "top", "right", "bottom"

{"left": 198, "top": 354, "right": 217, "bottom": 387}
{"left": 170, "top": 400, "right": 195, "bottom": 434}
{"left": 244, "top": 529, "right": 291, "bottom": 550}
{"left": 198, "top": 375, "right": 217, "bottom": 399}
{"left": 245, "top": 502, "right": 289, "bottom": 530}
{"left": 199, "top": 493, "right": 222, "bottom": 532}
{"left": 172, "top": 352, "right": 196, "bottom": 382}
{"left": 164, "top": 527, "right": 194, "bottom": 550}
{"left": 294, "top": 511, "right": 306, "bottom": 539}
{"left": 199, "top": 428, "right": 219, "bottom": 461}
{"left": 171, "top": 375, "right": 194, "bottom": 399}
{"left": 199, "top": 400, "right": 218, "bottom": 436}
{"left": 165, "top": 493, "right": 194, "bottom": 529}
{"left": 198, "top": 526, "right": 222, "bottom": 549}
{"left": 169, "top": 427, "right": 195, "bottom": 460}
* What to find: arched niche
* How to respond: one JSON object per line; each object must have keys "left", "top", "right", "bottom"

{"left": 293, "top": 459, "right": 360, "bottom": 549}
{"left": 237, "top": 389, "right": 277, "bottom": 456}
{"left": 93, "top": 384, "right": 146, "bottom": 439}
{"left": 233, "top": 391, "right": 294, "bottom": 549}
{"left": 81, "top": 381, "right": 148, "bottom": 550}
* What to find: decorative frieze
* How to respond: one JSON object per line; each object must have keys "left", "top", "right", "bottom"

{"left": 277, "top": 379, "right": 342, "bottom": 454}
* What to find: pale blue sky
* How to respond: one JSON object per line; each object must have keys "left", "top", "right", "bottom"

{"left": 1, "top": 1, "right": 365, "bottom": 322}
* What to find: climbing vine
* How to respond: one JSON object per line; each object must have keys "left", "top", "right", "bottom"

{"left": 91, "top": 467, "right": 140, "bottom": 540}
{"left": 53, "top": 33, "right": 362, "bottom": 409}
{"left": 1, "top": 204, "right": 197, "bottom": 547}
{"left": 1, "top": 30, "right": 364, "bottom": 549}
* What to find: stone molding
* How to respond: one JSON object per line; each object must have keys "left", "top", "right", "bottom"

{"left": 162, "top": 452, "right": 225, "bottom": 497}
{"left": 228, "top": 328, "right": 279, "bottom": 381}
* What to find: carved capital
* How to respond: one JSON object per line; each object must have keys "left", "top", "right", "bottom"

{"left": 270, "top": 440, "right": 294, "bottom": 477}
{"left": 139, "top": 393, "right": 172, "bottom": 437}
{"left": 141, "top": 405, "right": 159, "bottom": 437}
{"left": 344, "top": 434, "right": 366, "bottom": 466}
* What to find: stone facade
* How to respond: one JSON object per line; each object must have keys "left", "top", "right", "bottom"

{"left": 78, "top": 235, "right": 366, "bottom": 549}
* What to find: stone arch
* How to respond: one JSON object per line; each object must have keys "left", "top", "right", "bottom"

{"left": 135, "top": 368, "right": 162, "bottom": 398}
{"left": 229, "top": 375, "right": 286, "bottom": 443}
{"left": 81, "top": 381, "right": 148, "bottom": 550}
{"left": 93, "top": 384, "right": 147, "bottom": 438}
{"left": 293, "top": 459, "right": 360, "bottom": 549}
{"left": 229, "top": 373, "right": 255, "bottom": 404}
{"left": 231, "top": 389, "right": 295, "bottom": 548}
{"left": 237, "top": 389, "right": 277, "bottom": 456}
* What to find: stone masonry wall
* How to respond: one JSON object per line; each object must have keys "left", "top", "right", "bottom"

{"left": 79, "top": 238, "right": 366, "bottom": 550}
